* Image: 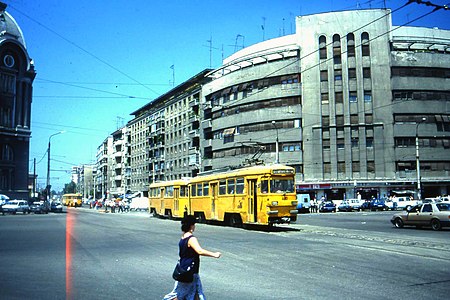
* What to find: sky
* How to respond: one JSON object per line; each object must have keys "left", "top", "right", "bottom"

{"left": 3, "top": 0, "right": 449, "bottom": 192}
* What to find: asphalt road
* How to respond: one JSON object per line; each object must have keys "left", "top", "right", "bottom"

{"left": 0, "top": 208, "right": 449, "bottom": 300}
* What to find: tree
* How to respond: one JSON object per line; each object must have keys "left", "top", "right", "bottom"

{"left": 63, "top": 181, "right": 77, "bottom": 194}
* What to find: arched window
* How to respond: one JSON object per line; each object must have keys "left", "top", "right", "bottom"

{"left": 347, "top": 33, "right": 355, "bottom": 57}
{"left": 1, "top": 144, "right": 14, "bottom": 161}
{"left": 361, "top": 32, "right": 370, "bottom": 56}
{"left": 319, "top": 35, "right": 327, "bottom": 59}
{"left": 333, "top": 34, "right": 341, "bottom": 64}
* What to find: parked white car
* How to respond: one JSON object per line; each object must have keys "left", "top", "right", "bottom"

{"left": 130, "top": 196, "right": 149, "bottom": 211}
{"left": 387, "top": 196, "right": 422, "bottom": 211}
{"left": 2, "top": 200, "right": 30, "bottom": 215}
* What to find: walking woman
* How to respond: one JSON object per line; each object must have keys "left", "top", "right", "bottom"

{"left": 164, "top": 215, "right": 222, "bottom": 300}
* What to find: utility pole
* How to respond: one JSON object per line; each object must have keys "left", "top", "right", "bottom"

{"left": 272, "top": 121, "right": 280, "bottom": 164}
{"left": 415, "top": 117, "right": 427, "bottom": 200}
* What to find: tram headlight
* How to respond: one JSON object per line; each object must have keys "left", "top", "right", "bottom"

{"left": 272, "top": 201, "right": 278, "bottom": 206}
{"left": 292, "top": 201, "right": 298, "bottom": 206}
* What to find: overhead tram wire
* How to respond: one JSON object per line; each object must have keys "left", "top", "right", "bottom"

{"left": 9, "top": 5, "right": 160, "bottom": 98}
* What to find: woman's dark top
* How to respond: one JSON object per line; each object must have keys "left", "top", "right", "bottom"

{"left": 179, "top": 235, "right": 200, "bottom": 274}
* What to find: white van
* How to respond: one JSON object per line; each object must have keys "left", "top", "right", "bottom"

{"left": 296, "top": 194, "right": 311, "bottom": 213}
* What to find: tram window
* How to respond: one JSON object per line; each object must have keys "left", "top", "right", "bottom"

{"left": 191, "top": 185, "right": 197, "bottom": 197}
{"left": 236, "top": 178, "right": 244, "bottom": 194}
{"left": 227, "top": 179, "right": 235, "bottom": 194}
{"left": 197, "top": 183, "right": 203, "bottom": 196}
{"left": 219, "top": 180, "right": 227, "bottom": 195}
{"left": 270, "top": 179, "right": 294, "bottom": 193}
{"left": 180, "top": 186, "right": 186, "bottom": 197}
{"left": 203, "top": 183, "right": 209, "bottom": 196}
{"left": 261, "top": 180, "right": 268, "bottom": 193}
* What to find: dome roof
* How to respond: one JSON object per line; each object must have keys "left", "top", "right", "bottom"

{"left": 0, "top": 2, "right": 26, "bottom": 47}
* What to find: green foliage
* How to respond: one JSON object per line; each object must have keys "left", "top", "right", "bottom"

{"left": 63, "top": 181, "right": 77, "bottom": 194}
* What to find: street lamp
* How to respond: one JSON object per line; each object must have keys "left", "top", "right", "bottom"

{"left": 415, "top": 117, "right": 426, "bottom": 200}
{"left": 271, "top": 121, "right": 279, "bottom": 164}
{"left": 46, "top": 131, "right": 65, "bottom": 201}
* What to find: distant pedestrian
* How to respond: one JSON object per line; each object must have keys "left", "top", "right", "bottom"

{"left": 118, "top": 200, "right": 124, "bottom": 213}
{"left": 164, "top": 215, "right": 221, "bottom": 300}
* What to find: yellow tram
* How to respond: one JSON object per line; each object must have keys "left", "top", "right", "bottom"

{"left": 62, "top": 193, "right": 83, "bottom": 207}
{"left": 149, "top": 164, "right": 298, "bottom": 226}
{"left": 149, "top": 179, "right": 190, "bottom": 219}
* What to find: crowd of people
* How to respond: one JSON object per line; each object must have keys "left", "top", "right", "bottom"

{"left": 90, "top": 198, "right": 130, "bottom": 213}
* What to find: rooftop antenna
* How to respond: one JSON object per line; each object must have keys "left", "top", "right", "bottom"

{"left": 207, "top": 35, "right": 213, "bottom": 69}
{"left": 170, "top": 65, "right": 175, "bottom": 87}
{"left": 261, "top": 17, "right": 266, "bottom": 41}
{"left": 234, "top": 34, "right": 245, "bottom": 52}
{"left": 282, "top": 18, "right": 285, "bottom": 35}
{"left": 116, "top": 116, "right": 124, "bottom": 129}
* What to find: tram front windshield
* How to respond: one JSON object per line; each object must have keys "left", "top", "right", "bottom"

{"left": 270, "top": 178, "right": 294, "bottom": 193}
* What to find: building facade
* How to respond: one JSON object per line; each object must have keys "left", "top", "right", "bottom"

{"left": 109, "top": 127, "right": 130, "bottom": 197}
{"left": 89, "top": 9, "right": 449, "bottom": 201}
{"left": 0, "top": 3, "right": 36, "bottom": 199}
{"left": 94, "top": 136, "right": 112, "bottom": 199}
{"left": 201, "top": 9, "right": 450, "bottom": 200}
{"left": 129, "top": 69, "right": 212, "bottom": 189}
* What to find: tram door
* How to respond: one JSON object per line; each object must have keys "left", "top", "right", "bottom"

{"left": 248, "top": 179, "right": 257, "bottom": 223}
{"left": 160, "top": 188, "right": 165, "bottom": 215}
{"left": 174, "top": 188, "right": 179, "bottom": 216}
{"left": 211, "top": 182, "right": 218, "bottom": 219}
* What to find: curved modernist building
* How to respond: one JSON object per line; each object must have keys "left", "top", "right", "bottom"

{"left": 201, "top": 9, "right": 449, "bottom": 200}
{"left": 0, "top": 3, "right": 36, "bottom": 199}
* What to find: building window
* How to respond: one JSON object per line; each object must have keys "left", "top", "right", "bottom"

{"left": 321, "top": 93, "right": 329, "bottom": 104}
{"left": 322, "top": 116, "right": 330, "bottom": 127}
{"left": 323, "top": 139, "right": 330, "bottom": 149}
{"left": 351, "top": 138, "right": 359, "bottom": 148}
{"left": 361, "top": 32, "right": 370, "bottom": 56}
{"left": 320, "top": 70, "right": 328, "bottom": 82}
{"left": 319, "top": 35, "right": 327, "bottom": 59}
{"left": 367, "top": 161, "right": 375, "bottom": 173}
{"left": 336, "top": 115, "right": 344, "bottom": 126}
{"left": 352, "top": 161, "right": 360, "bottom": 172}
{"left": 337, "top": 162, "right": 345, "bottom": 173}
{"left": 348, "top": 68, "right": 356, "bottom": 79}
{"left": 337, "top": 138, "right": 345, "bottom": 149}
{"left": 1, "top": 144, "right": 13, "bottom": 161}
{"left": 335, "top": 92, "right": 343, "bottom": 104}
{"left": 347, "top": 33, "right": 355, "bottom": 57}
{"left": 364, "top": 91, "right": 372, "bottom": 102}
{"left": 333, "top": 34, "right": 341, "bottom": 65}
{"left": 349, "top": 91, "right": 358, "bottom": 102}
{"left": 324, "top": 162, "right": 331, "bottom": 173}
{"left": 366, "top": 137, "right": 374, "bottom": 147}
{"left": 363, "top": 68, "right": 371, "bottom": 78}
{"left": 334, "top": 69, "right": 342, "bottom": 81}
{"left": 350, "top": 114, "right": 359, "bottom": 125}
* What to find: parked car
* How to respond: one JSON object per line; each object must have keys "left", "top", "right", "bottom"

{"left": 391, "top": 202, "right": 450, "bottom": 231}
{"left": 338, "top": 199, "right": 363, "bottom": 212}
{"left": 390, "top": 196, "right": 421, "bottom": 211}
{"left": 362, "top": 199, "right": 388, "bottom": 211}
{"left": 319, "top": 202, "right": 336, "bottom": 213}
{"left": 338, "top": 201, "right": 353, "bottom": 212}
{"left": 2, "top": 200, "right": 30, "bottom": 215}
{"left": 30, "top": 201, "right": 49, "bottom": 214}
{"left": 51, "top": 201, "right": 63, "bottom": 213}
{"left": 296, "top": 193, "right": 311, "bottom": 213}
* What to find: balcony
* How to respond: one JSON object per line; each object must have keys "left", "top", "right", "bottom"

{"left": 189, "top": 129, "right": 200, "bottom": 138}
